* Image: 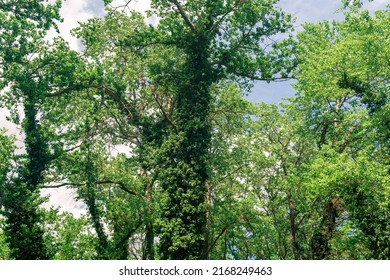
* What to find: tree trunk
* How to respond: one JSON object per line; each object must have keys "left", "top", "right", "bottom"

{"left": 311, "top": 198, "right": 340, "bottom": 259}
{"left": 157, "top": 32, "right": 215, "bottom": 259}
{"left": 202, "top": 181, "right": 212, "bottom": 259}
{"left": 143, "top": 178, "right": 154, "bottom": 260}
{"left": 4, "top": 79, "right": 49, "bottom": 259}
{"left": 287, "top": 193, "right": 300, "bottom": 259}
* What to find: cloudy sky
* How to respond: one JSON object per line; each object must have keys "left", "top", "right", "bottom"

{"left": 1, "top": 0, "right": 388, "bottom": 216}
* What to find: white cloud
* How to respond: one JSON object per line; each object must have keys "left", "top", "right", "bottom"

{"left": 0, "top": 108, "right": 17, "bottom": 135}
{"left": 41, "top": 188, "right": 87, "bottom": 218}
{"left": 46, "top": 0, "right": 101, "bottom": 51}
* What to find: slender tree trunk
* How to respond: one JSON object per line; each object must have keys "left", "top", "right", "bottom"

{"left": 83, "top": 124, "right": 109, "bottom": 259}
{"left": 202, "top": 181, "right": 212, "bottom": 259}
{"left": 287, "top": 193, "right": 300, "bottom": 259}
{"left": 85, "top": 180, "right": 109, "bottom": 259}
{"left": 143, "top": 179, "right": 154, "bottom": 260}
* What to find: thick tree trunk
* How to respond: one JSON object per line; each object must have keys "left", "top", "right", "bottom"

{"left": 4, "top": 80, "right": 49, "bottom": 259}
{"left": 310, "top": 198, "right": 340, "bottom": 259}
{"left": 158, "top": 32, "right": 215, "bottom": 259}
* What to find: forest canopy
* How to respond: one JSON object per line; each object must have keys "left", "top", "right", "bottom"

{"left": 0, "top": 0, "right": 389, "bottom": 260}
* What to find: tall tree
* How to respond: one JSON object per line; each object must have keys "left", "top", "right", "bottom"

{"left": 0, "top": 132, "right": 14, "bottom": 260}
{"left": 0, "top": 0, "right": 65, "bottom": 259}
{"left": 293, "top": 5, "right": 389, "bottom": 259}
{"left": 73, "top": 0, "right": 294, "bottom": 259}
{"left": 143, "top": 0, "right": 294, "bottom": 259}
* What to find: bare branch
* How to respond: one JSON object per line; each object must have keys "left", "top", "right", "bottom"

{"left": 42, "top": 182, "right": 84, "bottom": 188}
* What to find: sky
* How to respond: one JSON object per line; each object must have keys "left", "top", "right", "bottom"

{"left": 0, "top": 0, "right": 388, "bottom": 216}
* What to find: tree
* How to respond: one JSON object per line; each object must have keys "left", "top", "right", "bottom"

{"left": 0, "top": 0, "right": 63, "bottom": 259}
{"left": 205, "top": 3, "right": 389, "bottom": 260}
{"left": 72, "top": 0, "right": 294, "bottom": 259}
{"left": 142, "top": 0, "right": 293, "bottom": 259}
{"left": 0, "top": 131, "right": 14, "bottom": 260}
{"left": 2, "top": 0, "right": 386, "bottom": 261}
{"left": 66, "top": 10, "right": 167, "bottom": 259}
{"left": 42, "top": 210, "right": 98, "bottom": 260}
{"left": 292, "top": 5, "right": 389, "bottom": 259}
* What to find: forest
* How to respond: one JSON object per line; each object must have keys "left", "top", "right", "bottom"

{"left": 0, "top": 0, "right": 389, "bottom": 260}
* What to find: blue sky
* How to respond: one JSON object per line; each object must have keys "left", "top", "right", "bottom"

{"left": 250, "top": 0, "right": 388, "bottom": 104}
{"left": 252, "top": 0, "right": 342, "bottom": 104}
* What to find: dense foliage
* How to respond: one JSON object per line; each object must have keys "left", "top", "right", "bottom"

{"left": 0, "top": 0, "right": 388, "bottom": 260}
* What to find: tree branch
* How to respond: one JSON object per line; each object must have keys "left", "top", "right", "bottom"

{"left": 297, "top": 198, "right": 319, "bottom": 227}
{"left": 100, "top": 84, "right": 142, "bottom": 126}
{"left": 207, "top": 225, "right": 228, "bottom": 256}
{"left": 42, "top": 180, "right": 146, "bottom": 200}
{"left": 209, "top": 0, "right": 247, "bottom": 33}
{"left": 42, "top": 182, "right": 85, "bottom": 188}
{"left": 151, "top": 87, "right": 177, "bottom": 131}
{"left": 171, "top": 0, "right": 196, "bottom": 31}
{"left": 46, "top": 83, "right": 96, "bottom": 97}
{"left": 96, "top": 180, "right": 146, "bottom": 200}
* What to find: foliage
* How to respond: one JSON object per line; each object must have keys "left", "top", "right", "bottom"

{"left": 0, "top": 0, "right": 388, "bottom": 260}
{"left": 146, "top": 0, "right": 294, "bottom": 260}
{"left": 0, "top": 0, "right": 65, "bottom": 260}
{"left": 43, "top": 210, "right": 98, "bottom": 260}
{"left": 290, "top": 5, "right": 389, "bottom": 259}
